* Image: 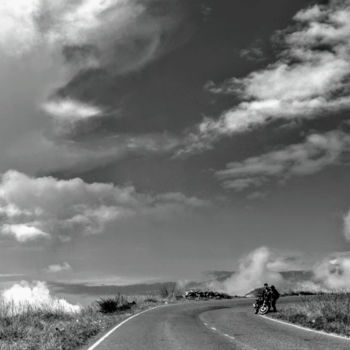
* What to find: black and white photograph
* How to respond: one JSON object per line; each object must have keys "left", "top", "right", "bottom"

{"left": 0, "top": 0, "right": 350, "bottom": 349}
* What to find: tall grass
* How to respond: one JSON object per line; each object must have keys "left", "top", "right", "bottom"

{"left": 159, "top": 284, "right": 183, "bottom": 300}
{"left": 0, "top": 295, "right": 156, "bottom": 350}
{"left": 0, "top": 305, "right": 105, "bottom": 350}
{"left": 273, "top": 292, "right": 350, "bottom": 337}
{"left": 159, "top": 284, "right": 176, "bottom": 298}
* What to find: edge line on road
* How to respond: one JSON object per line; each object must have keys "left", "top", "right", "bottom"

{"left": 87, "top": 305, "right": 166, "bottom": 350}
{"left": 261, "top": 315, "right": 350, "bottom": 341}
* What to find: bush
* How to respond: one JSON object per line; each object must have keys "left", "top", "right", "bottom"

{"left": 144, "top": 297, "right": 159, "bottom": 303}
{"left": 96, "top": 295, "right": 135, "bottom": 314}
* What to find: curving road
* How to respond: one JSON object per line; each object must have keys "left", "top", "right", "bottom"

{"left": 91, "top": 297, "right": 350, "bottom": 350}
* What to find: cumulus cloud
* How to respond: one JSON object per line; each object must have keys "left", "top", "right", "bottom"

{"left": 2, "top": 224, "right": 50, "bottom": 243}
{"left": 1, "top": 281, "right": 80, "bottom": 315}
{"left": 180, "top": 0, "right": 350, "bottom": 154}
{"left": 0, "top": 170, "right": 209, "bottom": 243}
{"left": 0, "top": 1, "right": 186, "bottom": 174}
{"left": 42, "top": 98, "right": 103, "bottom": 122}
{"left": 46, "top": 262, "right": 72, "bottom": 273}
{"left": 215, "top": 130, "right": 350, "bottom": 191}
{"left": 0, "top": 0, "right": 181, "bottom": 74}
{"left": 0, "top": 0, "right": 42, "bottom": 56}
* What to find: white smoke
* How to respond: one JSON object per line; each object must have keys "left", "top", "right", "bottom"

{"left": 217, "top": 247, "right": 350, "bottom": 296}
{"left": 176, "top": 280, "right": 190, "bottom": 290}
{"left": 221, "top": 247, "right": 283, "bottom": 296}
{"left": 1, "top": 281, "right": 81, "bottom": 315}
{"left": 313, "top": 253, "right": 350, "bottom": 290}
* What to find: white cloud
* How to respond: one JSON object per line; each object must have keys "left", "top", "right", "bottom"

{"left": 294, "top": 4, "right": 324, "bottom": 22}
{"left": 2, "top": 224, "right": 50, "bottom": 243}
{"left": 42, "top": 99, "right": 103, "bottom": 122}
{"left": 0, "top": 170, "right": 209, "bottom": 243}
{"left": 46, "top": 262, "right": 72, "bottom": 273}
{"left": 180, "top": 0, "right": 350, "bottom": 154}
{"left": 216, "top": 130, "right": 350, "bottom": 191}
{"left": 0, "top": 1, "right": 185, "bottom": 175}
{"left": 1, "top": 281, "right": 80, "bottom": 315}
{"left": 0, "top": 0, "right": 178, "bottom": 75}
{"left": 0, "top": 0, "right": 139, "bottom": 55}
{"left": 0, "top": 0, "right": 42, "bottom": 56}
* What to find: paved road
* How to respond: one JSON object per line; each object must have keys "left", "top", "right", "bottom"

{"left": 92, "top": 297, "right": 350, "bottom": 350}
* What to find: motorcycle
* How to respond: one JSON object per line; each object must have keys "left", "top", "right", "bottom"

{"left": 253, "top": 295, "right": 271, "bottom": 315}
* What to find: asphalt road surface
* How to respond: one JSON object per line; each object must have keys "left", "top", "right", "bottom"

{"left": 92, "top": 297, "right": 350, "bottom": 350}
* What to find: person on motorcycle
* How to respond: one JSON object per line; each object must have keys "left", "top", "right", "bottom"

{"left": 270, "top": 285, "right": 280, "bottom": 312}
{"left": 254, "top": 283, "right": 270, "bottom": 314}
{"left": 262, "top": 283, "right": 273, "bottom": 310}
{"left": 262, "top": 283, "right": 271, "bottom": 300}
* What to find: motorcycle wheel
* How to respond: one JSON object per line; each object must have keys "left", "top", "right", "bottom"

{"left": 258, "top": 305, "right": 269, "bottom": 315}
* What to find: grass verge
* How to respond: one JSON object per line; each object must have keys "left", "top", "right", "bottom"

{"left": 0, "top": 296, "right": 165, "bottom": 350}
{"left": 269, "top": 293, "right": 350, "bottom": 337}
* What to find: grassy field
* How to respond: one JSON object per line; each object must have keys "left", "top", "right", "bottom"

{"left": 0, "top": 295, "right": 165, "bottom": 350}
{"left": 270, "top": 293, "right": 350, "bottom": 337}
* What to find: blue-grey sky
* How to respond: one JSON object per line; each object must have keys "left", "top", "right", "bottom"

{"left": 0, "top": 0, "right": 350, "bottom": 289}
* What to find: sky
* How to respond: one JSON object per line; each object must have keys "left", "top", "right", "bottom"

{"left": 1, "top": 0, "right": 350, "bottom": 298}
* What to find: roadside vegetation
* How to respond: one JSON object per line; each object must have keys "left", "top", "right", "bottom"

{"left": 270, "top": 292, "right": 350, "bottom": 337}
{"left": 0, "top": 283, "right": 236, "bottom": 350}
{"left": 0, "top": 295, "right": 165, "bottom": 350}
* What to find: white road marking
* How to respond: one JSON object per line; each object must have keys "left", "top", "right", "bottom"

{"left": 224, "top": 333, "right": 235, "bottom": 340}
{"left": 261, "top": 315, "right": 350, "bottom": 341}
{"left": 202, "top": 322, "right": 237, "bottom": 341}
{"left": 87, "top": 305, "right": 166, "bottom": 350}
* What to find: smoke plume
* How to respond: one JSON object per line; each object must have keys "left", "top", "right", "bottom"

{"left": 1, "top": 281, "right": 81, "bottom": 315}
{"left": 221, "top": 247, "right": 283, "bottom": 295}
{"left": 217, "top": 247, "right": 350, "bottom": 296}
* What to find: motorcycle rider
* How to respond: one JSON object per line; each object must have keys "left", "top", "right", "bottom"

{"left": 262, "top": 283, "right": 271, "bottom": 300}
{"left": 254, "top": 283, "right": 271, "bottom": 314}
{"left": 262, "top": 283, "right": 273, "bottom": 311}
{"left": 270, "top": 285, "right": 280, "bottom": 312}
